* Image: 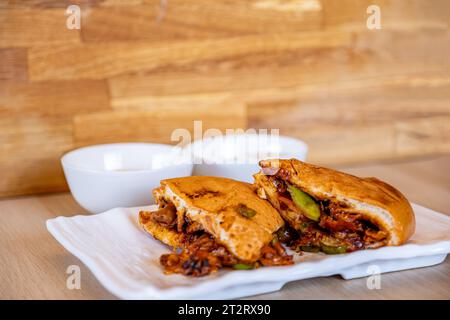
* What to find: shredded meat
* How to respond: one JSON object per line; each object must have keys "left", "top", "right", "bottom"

{"left": 270, "top": 176, "right": 388, "bottom": 253}
{"left": 160, "top": 234, "right": 223, "bottom": 276}
{"left": 160, "top": 233, "right": 293, "bottom": 277}
{"left": 319, "top": 213, "right": 363, "bottom": 232}
{"left": 151, "top": 200, "right": 293, "bottom": 276}
{"left": 364, "top": 229, "right": 388, "bottom": 247}
{"left": 150, "top": 203, "right": 177, "bottom": 227}
{"left": 278, "top": 196, "right": 298, "bottom": 213}
{"left": 270, "top": 176, "right": 287, "bottom": 194}
{"left": 260, "top": 242, "right": 294, "bottom": 266}
{"left": 160, "top": 234, "right": 237, "bottom": 276}
{"left": 185, "top": 221, "right": 203, "bottom": 234}
{"left": 176, "top": 208, "right": 186, "bottom": 233}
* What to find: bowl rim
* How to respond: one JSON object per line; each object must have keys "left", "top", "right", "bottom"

{"left": 61, "top": 142, "right": 192, "bottom": 175}
{"left": 186, "top": 133, "right": 308, "bottom": 161}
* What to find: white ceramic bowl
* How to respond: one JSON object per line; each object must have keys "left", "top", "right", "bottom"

{"left": 61, "top": 143, "right": 193, "bottom": 213}
{"left": 187, "top": 134, "right": 308, "bottom": 182}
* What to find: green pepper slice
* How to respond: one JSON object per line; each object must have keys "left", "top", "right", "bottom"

{"left": 232, "top": 263, "right": 254, "bottom": 270}
{"left": 236, "top": 204, "right": 256, "bottom": 218}
{"left": 286, "top": 184, "right": 321, "bottom": 221}
{"left": 320, "top": 244, "right": 347, "bottom": 254}
{"left": 300, "top": 245, "right": 320, "bottom": 253}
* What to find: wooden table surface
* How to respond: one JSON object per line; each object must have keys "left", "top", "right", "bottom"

{"left": 1, "top": 156, "right": 449, "bottom": 300}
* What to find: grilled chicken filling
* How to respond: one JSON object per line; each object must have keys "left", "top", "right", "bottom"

{"left": 269, "top": 176, "right": 388, "bottom": 253}
{"left": 150, "top": 202, "right": 293, "bottom": 276}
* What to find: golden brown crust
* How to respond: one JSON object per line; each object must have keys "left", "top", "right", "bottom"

{"left": 256, "top": 159, "right": 415, "bottom": 245}
{"left": 162, "top": 176, "right": 284, "bottom": 234}
{"left": 156, "top": 176, "right": 284, "bottom": 262}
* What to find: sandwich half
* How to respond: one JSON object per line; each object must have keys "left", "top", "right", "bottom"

{"left": 139, "top": 176, "right": 293, "bottom": 276}
{"left": 253, "top": 159, "right": 415, "bottom": 254}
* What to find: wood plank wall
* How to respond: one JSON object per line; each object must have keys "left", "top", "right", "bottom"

{"left": 0, "top": 0, "right": 449, "bottom": 197}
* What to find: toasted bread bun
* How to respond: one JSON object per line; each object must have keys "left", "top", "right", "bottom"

{"left": 254, "top": 159, "right": 415, "bottom": 246}
{"left": 143, "top": 176, "right": 284, "bottom": 262}
{"left": 139, "top": 210, "right": 184, "bottom": 248}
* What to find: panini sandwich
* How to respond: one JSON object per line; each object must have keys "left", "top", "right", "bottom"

{"left": 139, "top": 176, "right": 293, "bottom": 276}
{"left": 254, "top": 159, "right": 415, "bottom": 254}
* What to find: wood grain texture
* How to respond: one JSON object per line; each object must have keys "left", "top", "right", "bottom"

{"left": 248, "top": 76, "right": 450, "bottom": 164}
{"left": 28, "top": 31, "right": 350, "bottom": 81}
{"left": 396, "top": 116, "right": 450, "bottom": 157}
{"left": 248, "top": 79, "right": 450, "bottom": 126}
{"left": 0, "top": 0, "right": 449, "bottom": 196}
{"left": 73, "top": 104, "right": 247, "bottom": 146}
{"left": 293, "top": 123, "right": 396, "bottom": 165}
{"left": 0, "top": 80, "right": 110, "bottom": 116}
{"left": 105, "top": 27, "right": 450, "bottom": 102}
{"left": 80, "top": 1, "right": 322, "bottom": 42}
{"left": 0, "top": 9, "right": 81, "bottom": 47}
{"left": 0, "top": 48, "right": 28, "bottom": 81}
{"left": 321, "top": 0, "right": 450, "bottom": 28}
{"left": 1, "top": 0, "right": 147, "bottom": 9}
{"left": 0, "top": 157, "right": 448, "bottom": 299}
{"left": 0, "top": 116, "right": 73, "bottom": 196}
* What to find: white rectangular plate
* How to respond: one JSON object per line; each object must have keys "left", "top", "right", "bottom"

{"left": 47, "top": 203, "right": 450, "bottom": 299}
